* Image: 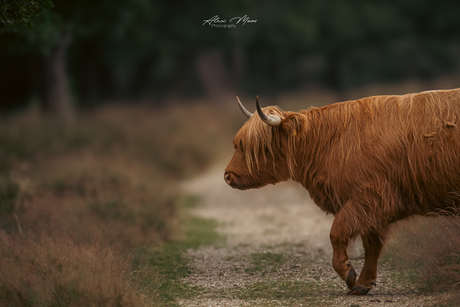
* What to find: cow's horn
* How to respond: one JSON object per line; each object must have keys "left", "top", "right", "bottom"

{"left": 236, "top": 96, "right": 253, "bottom": 119}
{"left": 256, "top": 96, "right": 281, "bottom": 126}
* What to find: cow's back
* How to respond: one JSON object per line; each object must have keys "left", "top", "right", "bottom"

{"left": 302, "top": 88, "right": 460, "bottom": 217}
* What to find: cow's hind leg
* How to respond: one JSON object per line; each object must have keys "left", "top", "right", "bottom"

{"left": 348, "top": 228, "right": 387, "bottom": 295}
{"left": 329, "top": 215, "right": 358, "bottom": 291}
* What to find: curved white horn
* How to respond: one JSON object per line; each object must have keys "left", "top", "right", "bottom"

{"left": 256, "top": 96, "right": 281, "bottom": 126}
{"left": 236, "top": 96, "right": 253, "bottom": 119}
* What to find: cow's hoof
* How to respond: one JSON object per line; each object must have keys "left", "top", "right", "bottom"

{"left": 347, "top": 285, "right": 370, "bottom": 295}
{"left": 345, "top": 266, "right": 357, "bottom": 290}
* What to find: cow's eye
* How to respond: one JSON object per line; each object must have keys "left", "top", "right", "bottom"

{"left": 234, "top": 141, "right": 244, "bottom": 152}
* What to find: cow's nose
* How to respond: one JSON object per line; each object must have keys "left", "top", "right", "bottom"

{"left": 224, "top": 172, "right": 232, "bottom": 185}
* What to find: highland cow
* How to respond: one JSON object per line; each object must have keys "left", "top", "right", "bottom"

{"left": 224, "top": 89, "right": 460, "bottom": 295}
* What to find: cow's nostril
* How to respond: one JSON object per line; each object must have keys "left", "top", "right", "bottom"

{"left": 224, "top": 172, "right": 232, "bottom": 184}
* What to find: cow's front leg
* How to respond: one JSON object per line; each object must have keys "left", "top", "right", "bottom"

{"left": 329, "top": 216, "right": 357, "bottom": 291}
{"left": 347, "top": 228, "right": 387, "bottom": 295}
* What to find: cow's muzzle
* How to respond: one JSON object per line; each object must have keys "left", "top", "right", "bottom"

{"left": 224, "top": 171, "right": 243, "bottom": 189}
{"left": 224, "top": 171, "right": 233, "bottom": 185}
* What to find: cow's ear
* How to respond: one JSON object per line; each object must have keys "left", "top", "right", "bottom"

{"left": 278, "top": 112, "right": 307, "bottom": 138}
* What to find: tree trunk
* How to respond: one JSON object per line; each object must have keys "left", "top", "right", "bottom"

{"left": 39, "top": 33, "right": 73, "bottom": 120}
{"left": 232, "top": 46, "right": 245, "bottom": 91}
{"left": 195, "top": 49, "right": 233, "bottom": 100}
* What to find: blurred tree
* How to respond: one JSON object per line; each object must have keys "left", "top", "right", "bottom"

{"left": 1, "top": 0, "right": 159, "bottom": 114}
{"left": 0, "top": 0, "right": 54, "bottom": 28}
{"left": 1, "top": 0, "right": 460, "bottom": 112}
{"left": 240, "top": 0, "right": 460, "bottom": 97}
{"left": 0, "top": 1, "right": 63, "bottom": 114}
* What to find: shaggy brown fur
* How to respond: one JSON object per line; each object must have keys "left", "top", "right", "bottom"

{"left": 224, "top": 88, "right": 460, "bottom": 295}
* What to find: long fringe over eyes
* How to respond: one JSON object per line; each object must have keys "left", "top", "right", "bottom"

{"left": 233, "top": 107, "right": 286, "bottom": 175}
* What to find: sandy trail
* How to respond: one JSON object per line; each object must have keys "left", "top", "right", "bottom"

{"left": 179, "top": 162, "right": 440, "bottom": 306}
{"left": 183, "top": 162, "right": 334, "bottom": 253}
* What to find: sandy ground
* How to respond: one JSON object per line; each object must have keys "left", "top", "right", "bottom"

{"left": 179, "top": 162, "right": 444, "bottom": 306}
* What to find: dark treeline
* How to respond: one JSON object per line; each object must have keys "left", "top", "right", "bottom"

{"left": 2, "top": 0, "right": 460, "bottom": 114}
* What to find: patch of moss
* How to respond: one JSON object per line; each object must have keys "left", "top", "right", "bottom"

{"left": 223, "top": 281, "right": 339, "bottom": 306}
{"left": 245, "top": 252, "right": 285, "bottom": 276}
{"left": 134, "top": 210, "right": 225, "bottom": 306}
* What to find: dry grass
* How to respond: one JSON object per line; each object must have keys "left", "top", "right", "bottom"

{"left": 384, "top": 211, "right": 460, "bottom": 304}
{"left": 0, "top": 232, "right": 140, "bottom": 306}
{"left": 0, "top": 102, "right": 234, "bottom": 306}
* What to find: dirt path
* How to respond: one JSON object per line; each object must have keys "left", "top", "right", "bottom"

{"left": 180, "top": 162, "right": 441, "bottom": 306}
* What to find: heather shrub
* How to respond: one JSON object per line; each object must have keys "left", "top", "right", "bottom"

{"left": 0, "top": 103, "right": 232, "bottom": 306}
{"left": 384, "top": 211, "right": 460, "bottom": 303}
{"left": 0, "top": 232, "right": 141, "bottom": 307}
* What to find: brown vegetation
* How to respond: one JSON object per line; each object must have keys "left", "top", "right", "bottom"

{"left": 385, "top": 212, "right": 460, "bottom": 300}
{"left": 0, "top": 103, "right": 231, "bottom": 306}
